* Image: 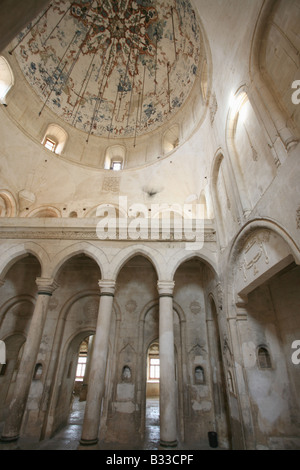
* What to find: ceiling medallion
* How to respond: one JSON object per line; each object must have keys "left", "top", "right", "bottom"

{"left": 12, "top": 0, "right": 201, "bottom": 142}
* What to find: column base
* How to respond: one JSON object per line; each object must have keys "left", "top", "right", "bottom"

{"left": 0, "top": 434, "right": 19, "bottom": 443}
{"left": 159, "top": 439, "right": 178, "bottom": 449}
{"left": 79, "top": 438, "right": 99, "bottom": 447}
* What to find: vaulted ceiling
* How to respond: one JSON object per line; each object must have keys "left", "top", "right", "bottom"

{"left": 12, "top": 0, "right": 203, "bottom": 142}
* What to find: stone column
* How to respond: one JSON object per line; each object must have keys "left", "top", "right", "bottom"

{"left": 0, "top": 277, "right": 58, "bottom": 442}
{"left": 157, "top": 280, "right": 178, "bottom": 448}
{"left": 79, "top": 280, "right": 116, "bottom": 447}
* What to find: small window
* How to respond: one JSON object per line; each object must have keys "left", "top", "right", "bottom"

{"left": 104, "top": 144, "right": 125, "bottom": 170}
{"left": 112, "top": 161, "right": 122, "bottom": 171}
{"left": 257, "top": 346, "right": 272, "bottom": 369}
{"left": 42, "top": 123, "right": 68, "bottom": 155}
{"left": 44, "top": 138, "right": 56, "bottom": 152}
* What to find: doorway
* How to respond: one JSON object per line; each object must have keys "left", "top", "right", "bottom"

{"left": 144, "top": 341, "right": 160, "bottom": 449}
{"left": 69, "top": 334, "right": 94, "bottom": 427}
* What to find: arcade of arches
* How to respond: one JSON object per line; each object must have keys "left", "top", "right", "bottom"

{"left": 0, "top": 0, "right": 300, "bottom": 451}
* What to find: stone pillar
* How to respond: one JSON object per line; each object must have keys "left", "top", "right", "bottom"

{"left": 157, "top": 280, "right": 178, "bottom": 448}
{"left": 0, "top": 277, "right": 58, "bottom": 442}
{"left": 79, "top": 280, "right": 116, "bottom": 447}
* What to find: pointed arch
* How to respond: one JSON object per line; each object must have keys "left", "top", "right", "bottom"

{"left": 50, "top": 242, "right": 106, "bottom": 280}
{"left": 0, "top": 242, "right": 48, "bottom": 280}
{"left": 110, "top": 245, "right": 164, "bottom": 281}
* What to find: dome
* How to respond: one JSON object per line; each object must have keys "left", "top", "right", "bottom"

{"left": 9, "top": 0, "right": 208, "bottom": 163}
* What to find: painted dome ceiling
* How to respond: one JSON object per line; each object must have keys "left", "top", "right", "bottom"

{"left": 12, "top": 0, "right": 202, "bottom": 141}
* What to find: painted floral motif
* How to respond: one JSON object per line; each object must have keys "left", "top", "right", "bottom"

{"left": 13, "top": 0, "right": 201, "bottom": 139}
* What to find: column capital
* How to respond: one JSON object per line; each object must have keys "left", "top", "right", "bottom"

{"left": 157, "top": 280, "right": 175, "bottom": 297}
{"left": 36, "top": 277, "right": 58, "bottom": 296}
{"left": 98, "top": 279, "right": 116, "bottom": 297}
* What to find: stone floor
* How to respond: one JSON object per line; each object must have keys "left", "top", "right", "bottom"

{"left": 0, "top": 397, "right": 216, "bottom": 451}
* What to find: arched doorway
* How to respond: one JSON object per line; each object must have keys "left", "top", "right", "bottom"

{"left": 68, "top": 334, "right": 95, "bottom": 428}
{"left": 144, "top": 340, "right": 160, "bottom": 449}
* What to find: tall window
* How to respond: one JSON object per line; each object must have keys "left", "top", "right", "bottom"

{"left": 147, "top": 342, "right": 160, "bottom": 383}
{"left": 76, "top": 356, "right": 87, "bottom": 381}
{"left": 149, "top": 357, "right": 160, "bottom": 380}
{"left": 75, "top": 339, "right": 89, "bottom": 381}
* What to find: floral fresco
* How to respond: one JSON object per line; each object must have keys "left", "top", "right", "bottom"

{"left": 13, "top": 0, "right": 201, "bottom": 139}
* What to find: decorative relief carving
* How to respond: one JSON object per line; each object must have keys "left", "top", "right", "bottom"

{"left": 102, "top": 176, "right": 120, "bottom": 193}
{"left": 48, "top": 297, "right": 59, "bottom": 310}
{"left": 125, "top": 299, "right": 137, "bottom": 313}
{"left": 189, "top": 343, "right": 206, "bottom": 357}
{"left": 189, "top": 301, "right": 201, "bottom": 314}
{"left": 0, "top": 228, "right": 216, "bottom": 242}
{"left": 239, "top": 230, "right": 270, "bottom": 282}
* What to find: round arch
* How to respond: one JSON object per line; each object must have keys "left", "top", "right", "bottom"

{"left": 225, "top": 217, "right": 300, "bottom": 310}
{"left": 138, "top": 298, "right": 186, "bottom": 326}
{"left": 85, "top": 203, "right": 128, "bottom": 218}
{"left": 26, "top": 206, "right": 61, "bottom": 218}
{"left": 227, "top": 218, "right": 300, "bottom": 270}
{"left": 0, "top": 189, "right": 18, "bottom": 217}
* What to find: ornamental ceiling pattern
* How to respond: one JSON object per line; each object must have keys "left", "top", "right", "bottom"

{"left": 12, "top": 0, "right": 201, "bottom": 140}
